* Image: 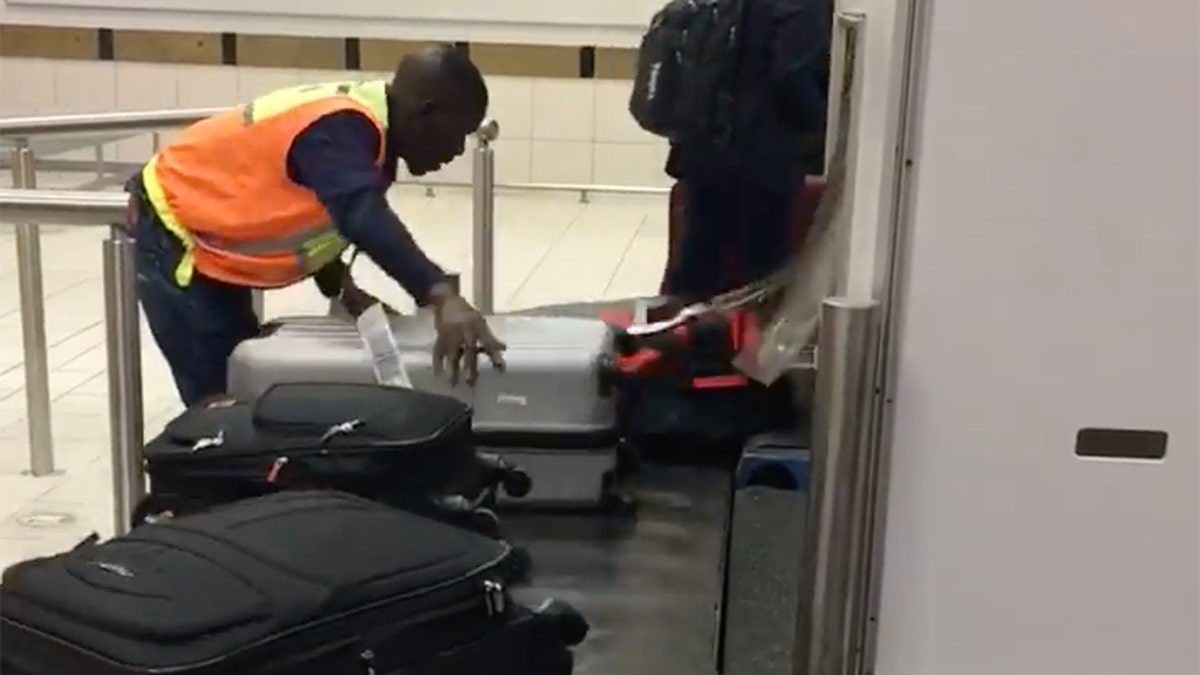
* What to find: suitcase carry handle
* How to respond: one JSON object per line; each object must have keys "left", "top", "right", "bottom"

{"left": 610, "top": 315, "right": 753, "bottom": 389}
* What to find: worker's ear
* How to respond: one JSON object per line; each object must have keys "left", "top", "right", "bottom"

{"left": 416, "top": 99, "right": 438, "bottom": 119}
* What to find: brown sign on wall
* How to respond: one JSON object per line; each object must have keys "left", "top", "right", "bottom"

{"left": 0, "top": 24, "right": 639, "bottom": 79}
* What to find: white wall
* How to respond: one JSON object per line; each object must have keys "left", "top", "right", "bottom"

{"left": 0, "top": 57, "right": 672, "bottom": 188}
{"left": 874, "top": 0, "right": 1200, "bottom": 672}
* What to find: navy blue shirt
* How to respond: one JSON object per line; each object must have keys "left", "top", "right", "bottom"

{"left": 287, "top": 110, "right": 445, "bottom": 305}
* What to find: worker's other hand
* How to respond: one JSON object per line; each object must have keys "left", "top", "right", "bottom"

{"left": 341, "top": 284, "right": 397, "bottom": 318}
{"left": 432, "top": 293, "right": 506, "bottom": 386}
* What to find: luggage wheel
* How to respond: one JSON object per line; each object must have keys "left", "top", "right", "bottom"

{"left": 478, "top": 452, "right": 533, "bottom": 500}
{"left": 502, "top": 468, "right": 533, "bottom": 499}
{"left": 598, "top": 469, "right": 639, "bottom": 515}
{"left": 617, "top": 441, "right": 642, "bottom": 476}
{"left": 507, "top": 545, "right": 534, "bottom": 584}
{"left": 131, "top": 495, "right": 201, "bottom": 528}
{"left": 467, "top": 507, "right": 502, "bottom": 538}
{"left": 603, "top": 492, "right": 639, "bottom": 515}
{"left": 436, "top": 496, "right": 503, "bottom": 539}
{"left": 535, "top": 598, "right": 591, "bottom": 647}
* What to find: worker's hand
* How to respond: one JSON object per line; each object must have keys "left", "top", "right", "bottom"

{"left": 341, "top": 284, "right": 398, "bottom": 318}
{"left": 432, "top": 291, "right": 506, "bottom": 386}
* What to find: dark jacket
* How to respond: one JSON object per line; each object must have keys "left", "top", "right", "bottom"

{"left": 667, "top": 0, "right": 831, "bottom": 196}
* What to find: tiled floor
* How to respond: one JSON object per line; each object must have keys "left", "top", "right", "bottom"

{"left": 0, "top": 183, "right": 669, "bottom": 568}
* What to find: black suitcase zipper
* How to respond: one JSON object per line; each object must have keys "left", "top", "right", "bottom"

{"left": 10, "top": 548, "right": 512, "bottom": 675}
{"left": 193, "top": 561, "right": 511, "bottom": 675}
{"left": 152, "top": 413, "right": 471, "bottom": 465}
{"left": 250, "top": 393, "right": 471, "bottom": 447}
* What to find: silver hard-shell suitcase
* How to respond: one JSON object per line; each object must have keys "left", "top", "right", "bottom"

{"left": 226, "top": 313, "right": 628, "bottom": 510}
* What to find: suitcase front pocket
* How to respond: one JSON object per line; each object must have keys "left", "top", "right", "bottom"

{"left": 11, "top": 538, "right": 272, "bottom": 643}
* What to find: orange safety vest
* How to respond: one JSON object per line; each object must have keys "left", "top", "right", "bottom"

{"left": 141, "top": 80, "right": 390, "bottom": 288}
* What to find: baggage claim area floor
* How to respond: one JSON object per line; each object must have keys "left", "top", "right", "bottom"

{"left": 0, "top": 181, "right": 737, "bottom": 674}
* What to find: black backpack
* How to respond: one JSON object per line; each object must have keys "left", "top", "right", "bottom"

{"left": 629, "top": 0, "right": 747, "bottom": 149}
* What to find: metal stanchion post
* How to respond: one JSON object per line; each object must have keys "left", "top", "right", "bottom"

{"left": 102, "top": 225, "right": 145, "bottom": 536}
{"left": 251, "top": 289, "right": 265, "bottom": 320}
{"left": 11, "top": 144, "right": 56, "bottom": 477}
{"left": 471, "top": 119, "right": 499, "bottom": 314}
{"left": 94, "top": 144, "right": 105, "bottom": 183}
{"left": 794, "top": 297, "right": 879, "bottom": 675}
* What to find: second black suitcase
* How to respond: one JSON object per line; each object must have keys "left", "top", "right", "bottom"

{"left": 0, "top": 491, "right": 588, "bottom": 675}
{"left": 136, "top": 382, "right": 531, "bottom": 536}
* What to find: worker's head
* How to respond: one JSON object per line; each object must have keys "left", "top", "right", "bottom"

{"left": 387, "top": 45, "right": 488, "bottom": 177}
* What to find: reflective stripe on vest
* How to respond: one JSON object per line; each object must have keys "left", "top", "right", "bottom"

{"left": 142, "top": 80, "right": 389, "bottom": 287}
{"left": 190, "top": 225, "right": 347, "bottom": 280}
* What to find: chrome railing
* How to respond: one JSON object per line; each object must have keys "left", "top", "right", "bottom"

{"left": 0, "top": 106, "right": 670, "bottom": 198}
{"left": 0, "top": 109, "right": 223, "bottom": 138}
{"left": 472, "top": 120, "right": 499, "bottom": 314}
{"left": 1, "top": 111, "right": 212, "bottom": 477}
{"left": 0, "top": 189, "right": 142, "bottom": 535}
{"left": 0, "top": 109, "right": 220, "bottom": 192}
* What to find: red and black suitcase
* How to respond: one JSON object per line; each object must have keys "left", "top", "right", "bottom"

{"left": 601, "top": 307, "right": 796, "bottom": 447}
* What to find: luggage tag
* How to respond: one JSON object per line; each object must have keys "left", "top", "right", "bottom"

{"left": 355, "top": 302, "right": 414, "bottom": 389}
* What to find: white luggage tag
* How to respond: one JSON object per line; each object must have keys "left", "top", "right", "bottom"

{"left": 355, "top": 303, "right": 414, "bottom": 389}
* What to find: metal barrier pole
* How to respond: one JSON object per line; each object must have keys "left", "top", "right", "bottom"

{"left": 471, "top": 119, "right": 498, "bottom": 313}
{"left": 102, "top": 225, "right": 144, "bottom": 536}
{"left": 11, "top": 144, "right": 56, "bottom": 476}
{"left": 94, "top": 144, "right": 105, "bottom": 184}
{"left": 794, "top": 297, "right": 879, "bottom": 675}
{"left": 251, "top": 290, "right": 265, "bottom": 320}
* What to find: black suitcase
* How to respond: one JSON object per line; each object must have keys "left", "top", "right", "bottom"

{"left": 136, "top": 382, "right": 532, "bottom": 538}
{"left": 0, "top": 491, "right": 588, "bottom": 675}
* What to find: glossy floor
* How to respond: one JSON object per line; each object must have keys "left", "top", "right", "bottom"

{"left": 510, "top": 465, "right": 731, "bottom": 675}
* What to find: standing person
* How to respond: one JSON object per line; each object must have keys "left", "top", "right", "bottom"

{"left": 126, "top": 44, "right": 505, "bottom": 406}
{"left": 662, "top": 0, "right": 831, "bottom": 301}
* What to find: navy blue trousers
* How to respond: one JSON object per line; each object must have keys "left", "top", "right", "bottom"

{"left": 132, "top": 199, "right": 259, "bottom": 407}
{"left": 664, "top": 179, "right": 794, "bottom": 299}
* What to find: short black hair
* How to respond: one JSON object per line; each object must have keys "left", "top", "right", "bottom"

{"left": 434, "top": 44, "right": 488, "bottom": 115}
{"left": 391, "top": 44, "right": 488, "bottom": 117}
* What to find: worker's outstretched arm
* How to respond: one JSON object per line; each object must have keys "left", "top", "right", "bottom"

{"left": 288, "top": 110, "right": 448, "bottom": 306}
